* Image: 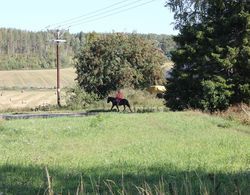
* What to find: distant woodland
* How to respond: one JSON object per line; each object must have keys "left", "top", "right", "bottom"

{"left": 0, "top": 28, "right": 176, "bottom": 70}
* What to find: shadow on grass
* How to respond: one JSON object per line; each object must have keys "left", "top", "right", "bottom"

{"left": 87, "top": 108, "right": 167, "bottom": 114}
{"left": 87, "top": 109, "right": 133, "bottom": 113}
{"left": 87, "top": 109, "right": 116, "bottom": 113}
{"left": 0, "top": 164, "right": 249, "bottom": 194}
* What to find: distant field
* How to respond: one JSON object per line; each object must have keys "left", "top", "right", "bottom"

{"left": 0, "top": 68, "right": 76, "bottom": 110}
{"left": 0, "top": 68, "right": 76, "bottom": 89}
{"left": 0, "top": 89, "right": 63, "bottom": 110}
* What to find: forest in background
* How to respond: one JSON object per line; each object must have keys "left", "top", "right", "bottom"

{"left": 0, "top": 28, "right": 176, "bottom": 70}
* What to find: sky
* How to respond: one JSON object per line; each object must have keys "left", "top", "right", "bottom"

{"left": 0, "top": 0, "right": 178, "bottom": 35}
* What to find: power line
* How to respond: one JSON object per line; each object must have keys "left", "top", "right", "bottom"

{"left": 57, "top": 0, "right": 145, "bottom": 29}
{"left": 47, "top": 0, "right": 157, "bottom": 30}
{"left": 47, "top": 0, "right": 141, "bottom": 29}
{"left": 66, "top": 0, "right": 157, "bottom": 28}
{"left": 47, "top": 0, "right": 132, "bottom": 28}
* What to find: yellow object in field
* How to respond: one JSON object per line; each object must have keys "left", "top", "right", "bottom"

{"left": 147, "top": 85, "right": 166, "bottom": 94}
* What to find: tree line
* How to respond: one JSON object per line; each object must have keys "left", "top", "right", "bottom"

{"left": 0, "top": 28, "right": 175, "bottom": 70}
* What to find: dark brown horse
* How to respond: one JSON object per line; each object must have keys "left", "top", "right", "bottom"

{"left": 107, "top": 97, "right": 132, "bottom": 112}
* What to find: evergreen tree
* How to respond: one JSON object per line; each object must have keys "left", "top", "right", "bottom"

{"left": 165, "top": 0, "right": 250, "bottom": 111}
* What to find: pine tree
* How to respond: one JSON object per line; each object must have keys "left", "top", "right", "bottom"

{"left": 165, "top": 0, "right": 250, "bottom": 111}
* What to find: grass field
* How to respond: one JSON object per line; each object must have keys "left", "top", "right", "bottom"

{"left": 0, "top": 112, "right": 249, "bottom": 194}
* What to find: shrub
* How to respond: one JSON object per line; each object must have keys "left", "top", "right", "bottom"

{"left": 65, "top": 85, "right": 99, "bottom": 110}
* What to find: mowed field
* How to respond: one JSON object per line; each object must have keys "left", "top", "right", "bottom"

{"left": 0, "top": 68, "right": 76, "bottom": 110}
{"left": 0, "top": 90, "right": 58, "bottom": 110}
{"left": 0, "top": 68, "right": 76, "bottom": 88}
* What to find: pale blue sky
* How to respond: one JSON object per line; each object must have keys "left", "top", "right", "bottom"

{"left": 0, "top": 0, "right": 178, "bottom": 35}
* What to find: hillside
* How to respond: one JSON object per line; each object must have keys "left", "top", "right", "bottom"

{"left": 0, "top": 68, "right": 76, "bottom": 89}
{"left": 0, "top": 28, "right": 176, "bottom": 70}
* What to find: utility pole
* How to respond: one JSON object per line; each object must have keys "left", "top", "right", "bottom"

{"left": 51, "top": 29, "right": 66, "bottom": 107}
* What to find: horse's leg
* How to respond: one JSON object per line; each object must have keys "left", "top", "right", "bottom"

{"left": 111, "top": 104, "right": 114, "bottom": 111}
{"left": 127, "top": 103, "right": 132, "bottom": 112}
{"left": 123, "top": 105, "right": 126, "bottom": 111}
{"left": 116, "top": 105, "right": 119, "bottom": 112}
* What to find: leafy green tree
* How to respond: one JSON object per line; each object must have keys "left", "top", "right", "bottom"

{"left": 75, "top": 33, "right": 166, "bottom": 97}
{"left": 165, "top": 0, "right": 250, "bottom": 111}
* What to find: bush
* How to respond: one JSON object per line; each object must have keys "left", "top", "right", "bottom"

{"left": 65, "top": 85, "right": 99, "bottom": 110}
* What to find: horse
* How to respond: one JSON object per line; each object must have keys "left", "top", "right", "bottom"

{"left": 107, "top": 97, "right": 132, "bottom": 112}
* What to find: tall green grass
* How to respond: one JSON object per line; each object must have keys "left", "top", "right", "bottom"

{"left": 0, "top": 112, "right": 249, "bottom": 194}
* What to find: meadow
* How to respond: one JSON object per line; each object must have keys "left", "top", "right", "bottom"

{"left": 0, "top": 112, "right": 249, "bottom": 194}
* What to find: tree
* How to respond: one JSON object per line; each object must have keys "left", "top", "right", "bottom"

{"left": 75, "top": 33, "right": 166, "bottom": 97}
{"left": 165, "top": 0, "right": 250, "bottom": 111}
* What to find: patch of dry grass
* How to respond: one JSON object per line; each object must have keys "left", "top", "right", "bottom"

{"left": 218, "top": 104, "right": 250, "bottom": 125}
